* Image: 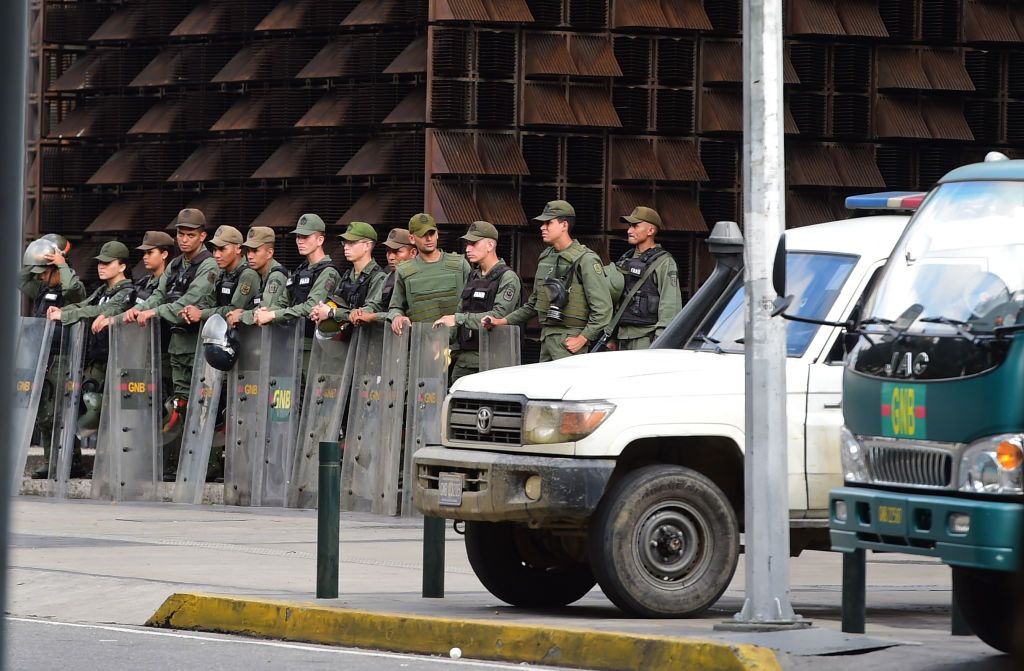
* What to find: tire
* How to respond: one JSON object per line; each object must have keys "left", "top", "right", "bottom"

{"left": 589, "top": 464, "right": 739, "bottom": 618}
{"left": 464, "top": 521, "right": 596, "bottom": 608}
{"left": 952, "top": 567, "right": 1014, "bottom": 653}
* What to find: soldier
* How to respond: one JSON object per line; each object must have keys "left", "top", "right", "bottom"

{"left": 608, "top": 206, "right": 682, "bottom": 350}
{"left": 232, "top": 226, "right": 289, "bottom": 328}
{"left": 387, "top": 213, "right": 471, "bottom": 335}
{"left": 485, "top": 200, "right": 612, "bottom": 362}
{"left": 132, "top": 230, "right": 175, "bottom": 307}
{"left": 433, "top": 221, "right": 521, "bottom": 382}
{"left": 38, "top": 242, "right": 136, "bottom": 478}
{"left": 19, "top": 234, "right": 86, "bottom": 317}
{"left": 122, "top": 208, "right": 218, "bottom": 477}
{"left": 179, "top": 225, "right": 260, "bottom": 325}
{"left": 350, "top": 227, "right": 416, "bottom": 326}
{"left": 253, "top": 213, "right": 341, "bottom": 332}
{"left": 309, "top": 221, "right": 386, "bottom": 335}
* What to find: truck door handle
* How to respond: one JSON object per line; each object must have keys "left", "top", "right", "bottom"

{"left": 824, "top": 402, "right": 842, "bottom": 409}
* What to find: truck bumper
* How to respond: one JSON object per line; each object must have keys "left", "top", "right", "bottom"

{"left": 412, "top": 445, "right": 615, "bottom": 524}
{"left": 829, "top": 486, "right": 1024, "bottom": 572}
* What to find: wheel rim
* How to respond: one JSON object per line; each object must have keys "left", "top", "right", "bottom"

{"left": 631, "top": 499, "right": 713, "bottom": 590}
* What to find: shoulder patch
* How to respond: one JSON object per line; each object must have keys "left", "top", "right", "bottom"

{"left": 267, "top": 281, "right": 279, "bottom": 294}
{"left": 240, "top": 282, "right": 251, "bottom": 296}
{"left": 325, "top": 277, "right": 338, "bottom": 294}
{"left": 593, "top": 261, "right": 603, "bottom": 275}
{"left": 502, "top": 285, "right": 516, "bottom": 302}
{"left": 669, "top": 271, "right": 678, "bottom": 287}
{"left": 207, "top": 271, "right": 217, "bottom": 283}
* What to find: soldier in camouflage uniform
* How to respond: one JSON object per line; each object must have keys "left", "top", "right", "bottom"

{"left": 179, "top": 225, "right": 260, "bottom": 325}
{"left": 132, "top": 231, "right": 175, "bottom": 308}
{"left": 232, "top": 226, "right": 289, "bottom": 328}
{"left": 122, "top": 209, "right": 218, "bottom": 477}
{"left": 610, "top": 206, "right": 682, "bottom": 350}
{"left": 310, "top": 221, "right": 386, "bottom": 335}
{"left": 35, "top": 241, "right": 136, "bottom": 478}
{"left": 350, "top": 228, "right": 416, "bottom": 326}
{"left": 434, "top": 221, "right": 521, "bottom": 382}
{"left": 387, "top": 213, "right": 471, "bottom": 336}
{"left": 486, "top": 200, "right": 612, "bottom": 362}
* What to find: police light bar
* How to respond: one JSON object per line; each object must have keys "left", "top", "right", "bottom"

{"left": 845, "top": 191, "right": 926, "bottom": 211}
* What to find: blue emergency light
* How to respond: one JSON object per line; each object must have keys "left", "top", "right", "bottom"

{"left": 844, "top": 191, "right": 926, "bottom": 211}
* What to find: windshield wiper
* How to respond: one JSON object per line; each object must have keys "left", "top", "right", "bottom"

{"left": 693, "top": 334, "right": 724, "bottom": 354}
{"left": 919, "top": 316, "right": 991, "bottom": 347}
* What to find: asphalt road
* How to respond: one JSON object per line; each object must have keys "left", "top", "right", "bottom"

{"left": 6, "top": 617, "right": 573, "bottom": 671}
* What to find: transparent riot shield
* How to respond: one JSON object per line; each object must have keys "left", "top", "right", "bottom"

{"left": 479, "top": 325, "right": 521, "bottom": 371}
{"left": 91, "top": 320, "right": 162, "bottom": 502}
{"left": 46, "top": 323, "right": 86, "bottom": 499}
{"left": 252, "top": 319, "right": 303, "bottom": 507}
{"left": 341, "top": 326, "right": 386, "bottom": 513}
{"left": 172, "top": 330, "right": 225, "bottom": 504}
{"left": 224, "top": 325, "right": 264, "bottom": 506}
{"left": 377, "top": 326, "right": 412, "bottom": 516}
{"left": 12, "top": 317, "right": 55, "bottom": 491}
{"left": 400, "top": 324, "right": 450, "bottom": 516}
{"left": 288, "top": 331, "right": 356, "bottom": 509}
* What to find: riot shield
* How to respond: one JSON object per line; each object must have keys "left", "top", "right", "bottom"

{"left": 341, "top": 326, "right": 386, "bottom": 513}
{"left": 91, "top": 320, "right": 162, "bottom": 502}
{"left": 12, "top": 317, "right": 55, "bottom": 491}
{"left": 46, "top": 323, "right": 86, "bottom": 499}
{"left": 400, "top": 324, "right": 450, "bottom": 516}
{"left": 224, "top": 325, "right": 264, "bottom": 506}
{"left": 288, "top": 331, "right": 356, "bottom": 509}
{"left": 172, "top": 329, "right": 225, "bottom": 504}
{"left": 377, "top": 326, "right": 412, "bottom": 516}
{"left": 252, "top": 319, "right": 303, "bottom": 507}
{"left": 479, "top": 325, "right": 521, "bottom": 371}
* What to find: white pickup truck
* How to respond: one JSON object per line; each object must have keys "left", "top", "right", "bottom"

{"left": 414, "top": 209, "right": 913, "bottom": 618}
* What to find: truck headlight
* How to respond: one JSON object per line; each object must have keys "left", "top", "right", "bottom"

{"left": 522, "top": 401, "right": 615, "bottom": 444}
{"left": 958, "top": 434, "right": 1024, "bottom": 495}
{"left": 839, "top": 426, "right": 869, "bottom": 483}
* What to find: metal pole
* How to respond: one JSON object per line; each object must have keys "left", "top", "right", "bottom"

{"left": 730, "top": 0, "right": 802, "bottom": 627}
{"left": 316, "top": 441, "right": 340, "bottom": 598}
{"left": 841, "top": 549, "right": 866, "bottom": 633}
{"left": 422, "top": 516, "right": 445, "bottom": 598}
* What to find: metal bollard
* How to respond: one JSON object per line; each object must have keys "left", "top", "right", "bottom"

{"left": 422, "top": 516, "right": 445, "bottom": 598}
{"left": 841, "top": 548, "right": 866, "bottom": 634}
{"left": 316, "top": 441, "right": 340, "bottom": 599}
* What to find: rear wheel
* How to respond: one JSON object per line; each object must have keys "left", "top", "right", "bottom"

{"left": 589, "top": 464, "right": 739, "bottom": 617}
{"left": 952, "top": 567, "right": 1014, "bottom": 653}
{"left": 464, "top": 521, "right": 596, "bottom": 608}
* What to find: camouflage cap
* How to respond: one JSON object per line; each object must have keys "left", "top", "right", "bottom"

{"left": 340, "top": 221, "right": 377, "bottom": 242}
{"left": 382, "top": 228, "right": 412, "bottom": 250}
{"left": 176, "top": 208, "right": 207, "bottom": 229}
{"left": 408, "top": 212, "right": 437, "bottom": 236}
{"left": 460, "top": 220, "right": 499, "bottom": 242}
{"left": 136, "top": 230, "right": 176, "bottom": 250}
{"left": 533, "top": 199, "right": 575, "bottom": 221}
{"left": 292, "top": 213, "right": 326, "bottom": 236}
{"left": 210, "top": 225, "right": 244, "bottom": 247}
{"left": 94, "top": 241, "right": 130, "bottom": 263}
{"left": 619, "top": 205, "right": 663, "bottom": 229}
{"left": 242, "top": 226, "right": 276, "bottom": 249}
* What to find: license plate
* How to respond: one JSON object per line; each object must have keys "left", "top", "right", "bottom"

{"left": 877, "top": 504, "right": 904, "bottom": 526}
{"left": 438, "top": 472, "right": 465, "bottom": 507}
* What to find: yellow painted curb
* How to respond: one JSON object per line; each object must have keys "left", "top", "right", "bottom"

{"left": 147, "top": 593, "right": 781, "bottom": 671}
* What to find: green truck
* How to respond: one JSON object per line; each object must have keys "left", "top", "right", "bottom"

{"left": 828, "top": 154, "right": 1024, "bottom": 652}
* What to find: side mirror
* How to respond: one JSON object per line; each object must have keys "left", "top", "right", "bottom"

{"left": 771, "top": 295, "right": 793, "bottom": 317}
{"left": 772, "top": 233, "right": 787, "bottom": 297}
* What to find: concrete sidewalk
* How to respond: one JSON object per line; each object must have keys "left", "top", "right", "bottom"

{"left": 7, "top": 497, "right": 1014, "bottom": 670}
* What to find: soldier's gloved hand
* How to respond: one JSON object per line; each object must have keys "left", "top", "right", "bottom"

{"left": 46, "top": 305, "right": 62, "bottom": 321}
{"left": 481, "top": 316, "right": 506, "bottom": 330}
{"left": 391, "top": 315, "right": 411, "bottom": 336}
{"left": 180, "top": 305, "right": 202, "bottom": 324}
{"left": 226, "top": 309, "right": 243, "bottom": 328}
{"left": 91, "top": 315, "right": 110, "bottom": 333}
{"left": 433, "top": 315, "right": 456, "bottom": 329}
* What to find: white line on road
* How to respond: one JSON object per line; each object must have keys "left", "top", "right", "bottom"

{"left": 7, "top": 617, "right": 560, "bottom": 670}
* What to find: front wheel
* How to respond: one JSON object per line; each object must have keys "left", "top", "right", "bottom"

{"left": 952, "top": 567, "right": 1015, "bottom": 653}
{"left": 464, "top": 521, "right": 596, "bottom": 608}
{"left": 589, "top": 464, "right": 739, "bottom": 617}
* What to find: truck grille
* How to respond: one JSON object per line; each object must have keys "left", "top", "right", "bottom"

{"left": 866, "top": 443, "right": 954, "bottom": 489}
{"left": 447, "top": 395, "right": 523, "bottom": 445}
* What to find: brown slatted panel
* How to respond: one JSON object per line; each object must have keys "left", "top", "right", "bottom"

{"left": 570, "top": 87, "right": 621, "bottom": 127}
{"left": 171, "top": 2, "right": 230, "bottom": 36}
{"left": 832, "top": 145, "right": 886, "bottom": 188}
{"left": 700, "top": 90, "right": 741, "bottom": 133}
{"left": 876, "top": 48, "right": 931, "bottom": 89}
{"left": 523, "top": 83, "right": 575, "bottom": 125}
{"left": 338, "top": 134, "right": 423, "bottom": 175}
{"left": 787, "top": 144, "right": 844, "bottom": 186}
{"left": 611, "top": 138, "right": 664, "bottom": 180}
{"left": 130, "top": 45, "right": 237, "bottom": 87}
{"left": 342, "top": 0, "right": 411, "bottom": 26}
{"left": 787, "top": 0, "right": 846, "bottom": 36}
{"left": 433, "top": 0, "right": 533, "bottom": 22}
{"left": 921, "top": 50, "right": 975, "bottom": 92}
{"left": 213, "top": 39, "right": 323, "bottom": 83}
{"left": 383, "top": 85, "right": 427, "bottom": 124}
{"left": 86, "top": 144, "right": 196, "bottom": 185}
{"left": 383, "top": 35, "right": 427, "bottom": 74}
{"left": 654, "top": 190, "right": 706, "bottom": 232}
{"left": 476, "top": 184, "right": 527, "bottom": 225}
{"left": 571, "top": 35, "right": 622, "bottom": 77}
{"left": 923, "top": 101, "right": 974, "bottom": 141}
{"left": 875, "top": 96, "right": 931, "bottom": 138}
{"left": 432, "top": 132, "right": 487, "bottom": 174}
{"left": 50, "top": 49, "right": 152, "bottom": 91}
{"left": 613, "top": 0, "right": 711, "bottom": 30}
{"left": 964, "top": 2, "right": 1021, "bottom": 43}
{"left": 657, "top": 139, "right": 708, "bottom": 181}
{"left": 168, "top": 140, "right": 279, "bottom": 182}
{"left": 786, "top": 191, "right": 844, "bottom": 228}
{"left": 431, "top": 181, "right": 481, "bottom": 223}
{"left": 836, "top": 0, "right": 889, "bottom": 37}
{"left": 128, "top": 94, "right": 235, "bottom": 135}
{"left": 525, "top": 33, "right": 576, "bottom": 75}
{"left": 477, "top": 134, "right": 530, "bottom": 175}
{"left": 49, "top": 98, "right": 152, "bottom": 139}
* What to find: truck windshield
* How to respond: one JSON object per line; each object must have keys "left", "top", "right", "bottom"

{"left": 862, "top": 181, "right": 1024, "bottom": 335}
{"left": 688, "top": 252, "right": 857, "bottom": 356}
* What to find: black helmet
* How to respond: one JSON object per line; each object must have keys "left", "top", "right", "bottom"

{"left": 201, "top": 315, "right": 239, "bottom": 371}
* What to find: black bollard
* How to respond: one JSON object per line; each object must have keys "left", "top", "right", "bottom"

{"left": 422, "top": 516, "right": 445, "bottom": 598}
{"left": 316, "top": 441, "right": 340, "bottom": 598}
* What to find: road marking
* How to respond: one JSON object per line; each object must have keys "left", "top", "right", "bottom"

{"left": 6, "top": 617, "right": 559, "bottom": 670}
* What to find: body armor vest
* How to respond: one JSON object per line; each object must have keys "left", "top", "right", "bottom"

{"left": 458, "top": 263, "right": 511, "bottom": 350}
{"left": 337, "top": 264, "right": 384, "bottom": 309}
{"left": 380, "top": 271, "right": 397, "bottom": 309}
{"left": 288, "top": 260, "right": 333, "bottom": 338}
{"left": 86, "top": 281, "right": 136, "bottom": 363}
{"left": 165, "top": 249, "right": 213, "bottom": 303}
{"left": 215, "top": 264, "right": 243, "bottom": 308}
{"left": 401, "top": 253, "right": 466, "bottom": 323}
{"left": 254, "top": 266, "right": 288, "bottom": 307}
{"left": 615, "top": 247, "right": 668, "bottom": 327}
{"left": 135, "top": 274, "right": 159, "bottom": 305}
{"left": 533, "top": 244, "right": 594, "bottom": 329}
{"left": 32, "top": 286, "right": 64, "bottom": 318}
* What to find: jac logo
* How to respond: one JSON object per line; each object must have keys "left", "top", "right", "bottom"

{"left": 884, "top": 351, "right": 929, "bottom": 378}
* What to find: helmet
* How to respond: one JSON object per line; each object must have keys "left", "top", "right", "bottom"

{"left": 23, "top": 238, "right": 61, "bottom": 268}
{"left": 316, "top": 298, "right": 342, "bottom": 334}
{"left": 42, "top": 233, "right": 71, "bottom": 254}
{"left": 201, "top": 314, "right": 239, "bottom": 371}
{"left": 76, "top": 391, "right": 103, "bottom": 437}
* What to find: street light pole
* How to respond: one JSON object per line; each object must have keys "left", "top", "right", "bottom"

{"left": 728, "top": 0, "right": 804, "bottom": 628}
